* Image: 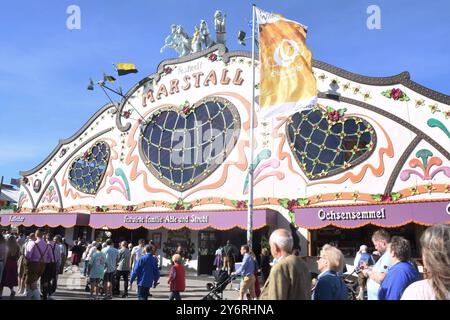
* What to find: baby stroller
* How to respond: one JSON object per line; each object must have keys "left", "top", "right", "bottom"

{"left": 84, "top": 277, "right": 106, "bottom": 296}
{"left": 202, "top": 270, "right": 236, "bottom": 300}
{"left": 342, "top": 270, "right": 359, "bottom": 300}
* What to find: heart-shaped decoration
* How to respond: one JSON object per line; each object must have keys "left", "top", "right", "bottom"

{"left": 69, "top": 141, "right": 110, "bottom": 194}
{"left": 140, "top": 96, "right": 240, "bottom": 192}
{"left": 286, "top": 105, "right": 376, "bottom": 180}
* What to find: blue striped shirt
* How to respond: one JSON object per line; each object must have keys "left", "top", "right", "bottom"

{"left": 235, "top": 253, "right": 255, "bottom": 277}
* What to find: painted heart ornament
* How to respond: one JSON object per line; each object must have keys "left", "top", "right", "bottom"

{"left": 286, "top": 106, "right": 376, "bottom": 180}
{"left": 69, "top": 141, "right": 110, "bottom": 194}
{"left": 140, "top": 96, "right": 241, "bottom": 192}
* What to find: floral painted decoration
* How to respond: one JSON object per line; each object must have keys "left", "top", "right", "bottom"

{"left": 409, "top": 186, "right": 419, "bottom": 196}
{"left": 123, "top": 205, "right": 137, "bottom": 211}
{"left": 278, "top": 198, "right": 309, "bottom": 224}
{"left": 371, "top": 192, "right": 401, "bottom": 202}
{"left": 231, "top": 200, "right": 248, "bottom": 209}
{"left": 93, "top": 206, "right": 108, "bottom": 213}
{"left": 298, "top": 198, "right": 310, "bottom": 206}
{"left": 122, "top": 110, "right": 132, "bottom": 119}
{"left": 59, "top": 148, "right": 67, "bottom": 158}
{"left": 207, "top": 53, "right": 218, "bottom": 62}
{"left": 381, "top": 88, "right": 410, "bottom": 101}
{"left": 179, "top": 100, "right": 193, "bottom": 115}
{"left": 163, "top": 66, "right": 173, "bottom": 75}
{"left": 326, "top": 106, "right": 347, "bottom": 122}
{"left": 83, "top": 151, "right": 90, "bottom": 160}
{"left": 169, "top": 199, "right": 192, "bottom": 211}
{"left": 444, "top": 184, "right": 450, "bottom": 193}
{"left": 445, "top": 111, "right": 450, "bottom": 119}
{"left": 426, "top": 182, "right": 436, "bottom": 194}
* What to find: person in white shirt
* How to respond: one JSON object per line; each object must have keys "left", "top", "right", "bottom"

{"left": 362, "top": 229, "right": 393, "bottom": 300}
{"left": 131, "top": 239, "right": 146, "bottom": 269}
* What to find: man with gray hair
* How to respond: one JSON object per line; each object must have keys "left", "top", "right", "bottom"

{"left": 259, "top": 229, "right": 311, "bottom": 300}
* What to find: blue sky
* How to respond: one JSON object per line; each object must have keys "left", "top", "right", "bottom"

{"left": 0, "top": 0, "right": 449, "bottom": 183}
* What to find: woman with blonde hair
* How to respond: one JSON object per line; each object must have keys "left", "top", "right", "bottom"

{"left": 168, "top": 254, "right": 185, "bottom": 300}
{"left": 402, "top": 224, "right": 450, "bottom": 300}
{"left": 312, "top": 244, "right": 348, "bottom": 300}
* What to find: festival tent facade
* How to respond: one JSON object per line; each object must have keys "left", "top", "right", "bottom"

{"left": 2, "top": 42, "right": 449, "bottom": 271}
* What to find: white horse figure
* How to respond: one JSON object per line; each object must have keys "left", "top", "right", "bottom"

{"left": 174, "top": 25, "right": 192, "bottom": 57}
{"left": 160, "top": 24, "right": 180, "bottom": 55}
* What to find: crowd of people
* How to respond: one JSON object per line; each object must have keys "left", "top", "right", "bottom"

{"left": 77, "top": 238, "right": 185, "bottom": 300}
{"left": 210, "top": 224, "right": 449, "bottom": 301}
{"left": 1, "top": 223, "right": 449, "bottom": 300}
{"left": 0, "top": 229, "right": 67, "bottom": 300}
{"left": 0, "top": 231, "right": 185, "bottom": 300}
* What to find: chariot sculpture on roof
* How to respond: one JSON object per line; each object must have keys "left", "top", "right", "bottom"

{"left": 161, "top": 10, "right": 227, "bottom": 57}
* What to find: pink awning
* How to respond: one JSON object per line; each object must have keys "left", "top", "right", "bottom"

{"left": 89, "top": 209, "right": 278, "bottom": 230}
{"left": 0, "top": 213, "right": 90, "bottom": 228}
{"left": 295, "top": 200, "right": 450, "bottom": 229}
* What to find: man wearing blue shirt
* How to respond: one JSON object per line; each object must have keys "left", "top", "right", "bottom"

{"left": 129, "top": 245, "right": 160, "bottom": 300}
{"left": 232, "top": 245, "right": 256, "bottom": 300}
{"left": 378, "top": 236, "right": 420, "bottom": 300}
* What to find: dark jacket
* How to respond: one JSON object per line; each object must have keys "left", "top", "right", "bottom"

{"left": 312, "top": 270, "right": 348, "bottom": 300}
{"left": 260, "top": 254, "right": 271, "bottom": 281}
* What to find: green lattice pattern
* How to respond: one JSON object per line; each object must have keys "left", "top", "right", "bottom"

{"left": 287, "top": 106, "right": 376, "bottom": 180}
{"left": 69, "top": 141, "right": 110, "bottom": 194}
{"left": 140, "top": 97, "right": 240, "bottom": 191}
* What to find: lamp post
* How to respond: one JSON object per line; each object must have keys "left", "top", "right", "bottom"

{"left": 247, "top": 4, "right": 257, "bottom": 249}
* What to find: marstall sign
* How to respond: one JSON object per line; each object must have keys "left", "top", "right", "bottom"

{"left": 295, "top": 200, "right": 450, "bottom": 229}
{"left": 318, "top": 208, "right": 386, "bottom": 221}
{"left": 124, "top": 215, "right": 209, "bottom": 224}
{"left": 142, "top": 66, "right": 245, "bottom": 107}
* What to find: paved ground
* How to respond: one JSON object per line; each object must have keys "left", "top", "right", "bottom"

{"left": 0, "top": 264, "right": 241, "bottom": 300}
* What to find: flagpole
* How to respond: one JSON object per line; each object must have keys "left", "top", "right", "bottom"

{"left": 247, "top": 4, "right": 256, "bottom": 249}
{"left": 98, "top": 83, "right": 148, "bottom": 132}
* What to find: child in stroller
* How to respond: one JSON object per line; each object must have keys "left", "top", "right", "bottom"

{"left": 202, "top": 269, "right": 236, "bottom": 300}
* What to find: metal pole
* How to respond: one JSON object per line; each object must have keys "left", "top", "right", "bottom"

{"left": 247, "top": 4, "right": 256, "bottom": 249}
{"left": 0, "top": 176, "right": 3, "bottom": 206}
{"left": 101, "top": 84, "right": 148, "bottom": 124}
{"left": 99, "top": 85, "right": 120, "bottom": 113}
